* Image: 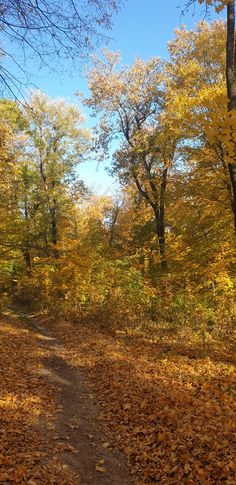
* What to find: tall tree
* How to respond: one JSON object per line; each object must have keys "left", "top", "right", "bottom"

{"left": 85, "top": 52, "right": 179, "bottom": 269}
{"left": 0, "top": 99, "right": 30, "bottom": 282}
{"left": 24, "top": 91, "right": 90, "bottom": 257}
{"left": 226, "top": 0, "right": 236, "bottom": 231}
{"left": 166, "top": 21, "right": 236, "bottom": 236}
{"left": 187, "top": 0, "right": 236, "bottom": 231}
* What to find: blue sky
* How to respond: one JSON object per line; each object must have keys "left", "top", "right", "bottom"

{"left": 28, "top": 0, "right": 223, "bottom": 99}
{"left": 3, "top": 0, "right": 225, "bottom": 194}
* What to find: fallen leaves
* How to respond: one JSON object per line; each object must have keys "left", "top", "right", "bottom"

{"left": 49, "top": 318, "right": 236, "bottom": 484}
{"left": 95, "top": 459, "right": 106, "bottom": 473}
{"left": 0, "top": 315, "right": 75, "bottom": 484}
{"left": 102, "top": 441, "right": 110, "bottom": 449}
{"left": 2, "top": 312, "right": 235, "bottom": 484}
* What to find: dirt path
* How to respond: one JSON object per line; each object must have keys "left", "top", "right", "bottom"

{"left": 12, "top": 312, "right": 132, "bottom": 485}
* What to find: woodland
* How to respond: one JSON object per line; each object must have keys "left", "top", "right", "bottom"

{"left": 0, "top": 0, "right": 236, "bottom": 484}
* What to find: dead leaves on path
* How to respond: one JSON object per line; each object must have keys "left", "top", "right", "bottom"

{"left": 0, "top": 317, "right": 75, "bottom": 484}
{"left": 51, "top": 320, "right": 236, "bottom": 484}
{"left": 95, "top": 459, "right": 106, "bottom": 473}
{"left": 2, "top": 313, "right": 234, "bottom": 484}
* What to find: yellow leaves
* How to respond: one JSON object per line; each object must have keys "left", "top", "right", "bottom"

{"left": 205, "top": 107, "right": 236, "bottom": 163}
{"left": 102, "top": 441, "right": 110, "bottom": 449}
{"left": 215, "top": 273, "right": 235, "bottom": 290}
{"left": 198, "top": 0, "right": 227, "bottom": 13}
{"left": 85, "top": 51, "right": 163, "bottom": 144}
{"left": 166, "top": 21, "right": 227, "bottom": 151}
{"left": 95, "top": 459, "right": 106, "bottom": 473}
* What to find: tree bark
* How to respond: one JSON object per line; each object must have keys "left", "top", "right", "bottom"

{"left": 23, "top": 182, "right": 31, "bottom": 272}
{"left": 132, "top": 159, "right": 168, "bottom": 269}
{"left": 49, "top": 205, "right": 59, "bottom": 257}
{"left": 226, "top": 0, "right": 236, "bottom": 231}
{"left": 39, "top": 149, "right": 59, "bottom": 257}
{"left": 154, "top": 212, "right": 167, "bottom": 270}
{"left": 158, "top": 166, "right": 168, "bottom": 269}
{"left": 228, "top": 162, "right": 236, "bottom": 229}
{"left": 23, "top": 248, "right": 31, "bottom": 272}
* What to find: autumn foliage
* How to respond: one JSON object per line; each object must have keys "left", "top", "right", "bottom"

{"left": 0, "top": 14, "right": 236, "bottom": 485}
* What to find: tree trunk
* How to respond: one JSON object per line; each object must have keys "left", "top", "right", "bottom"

{"left": 50, "top": 208, "right": 57, "bottom": 246}
{"left": 109, "top": 205, "right": 119, "bottom": 247}
{"left": 154, "top": 211, "right": 167, "bottom": 270}
{"left": 50, "top": 205, "right": 59, "bottom": 257}
{"left": 132, "top": 159, "right": 168, "bottom": 269}
{"left": 44, "top": 235, "right": 50, "bottom": 257}
{"left": 156, "top": 166, "right": 168, "bottom": 270}
{"left": 23, "top": 248, "right": 31, "bottom": 272}
{"left": 23, "top": 186, "right": 31, "bottom": 272}
{"left": 226, "top": 0, "right": 236, "bottom": 232}
{"left": 228, "top": 162, "right": 236, "bottom": 230}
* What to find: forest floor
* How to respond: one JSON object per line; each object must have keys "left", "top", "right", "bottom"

{"left": 0, "top": 310, "right": 236, "bottom": 484}
{"left": 0, "top": 310, "right": 130, "bottom": 485}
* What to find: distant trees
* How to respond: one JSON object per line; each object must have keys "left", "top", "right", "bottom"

{"left": 26, "top": 91, "right": 90, "bottom": 257}
{"left": 0, "top": 91, "right": 90, "bottom": 272}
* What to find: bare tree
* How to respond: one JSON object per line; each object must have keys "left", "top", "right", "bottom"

{"left": 0, "top": 0, "right": 123, "bottom": 96}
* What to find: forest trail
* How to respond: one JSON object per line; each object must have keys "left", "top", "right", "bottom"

{"left": 0, "top": 311, "right": 131, "bottom": 485}
{"left": 1, "top": 309, "right": 236, "bottom": 484}
{"left": 28, "top": 317, "right": 131, "bottom": 485}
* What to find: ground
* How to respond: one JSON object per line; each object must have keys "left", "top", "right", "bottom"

{"left": 0, "top": 310, "right": 235, "bottom": 484}
{"left": 0, "top": 311, "right": 130, "bottom": 484}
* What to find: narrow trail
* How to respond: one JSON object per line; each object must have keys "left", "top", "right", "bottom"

{"left": 13, "top": 310, "right": 131, "bottom": 485}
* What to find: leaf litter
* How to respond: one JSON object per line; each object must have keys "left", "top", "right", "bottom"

{"left": 0, "top": 316, "right": 76, "bottom": 484}
{"left": 1, "top": 313, "right": 235, "bottom": 484}
{"left": 47, "top": 318, "right": 236, "bottom": 484}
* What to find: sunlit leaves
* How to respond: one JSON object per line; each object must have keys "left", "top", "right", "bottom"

{"left": 49, "top": 318, "right": 236, "bottom": 484}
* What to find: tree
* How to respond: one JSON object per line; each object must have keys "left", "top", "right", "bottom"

{"left": 166, "top": 21, "right": 236, "bottom": 236}
{"left": 0, "top": 99, "right": 30, "bottom": 282}
{"left": 24, "top": 91, "right": 90, "bottom": 257}
{"left": 225, "top": 0, "right": 236, "bottom": 231}
{"left": 186, "top": 0, "right": 236, "bottom": 231}
{"left": 84, "top": 52, "right": 179, "bottom": 269}
{"left": 0, "top": 0, "right": 122, "bottom": 96}
{"left": 0, "top": 91, "right": 90, "bottom": 283}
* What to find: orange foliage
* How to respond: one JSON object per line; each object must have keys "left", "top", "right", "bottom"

{"left": 0, "top": 315, "right": 75, "bottom": 484}
{"left": 49, "top": 318, "right": 236, "bottom": 484}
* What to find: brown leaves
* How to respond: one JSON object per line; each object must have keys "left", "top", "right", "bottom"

{"left": 50, "top": 319, "right": 236, "bottom": 484}
{"left": 0, "top": 316, "right": 75, "bottom": 484}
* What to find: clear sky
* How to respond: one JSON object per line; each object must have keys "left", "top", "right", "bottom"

{"left": 3, "top": 0, "right": 225, "bottom": 194}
